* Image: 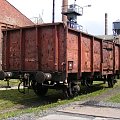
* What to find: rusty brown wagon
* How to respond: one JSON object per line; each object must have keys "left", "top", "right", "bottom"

{"left": 0, "top": 22, "right": 119, "bottom": 97}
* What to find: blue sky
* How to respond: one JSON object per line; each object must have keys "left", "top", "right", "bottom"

{"left": 7, "top": 0, "right": 120, "bottom": 35}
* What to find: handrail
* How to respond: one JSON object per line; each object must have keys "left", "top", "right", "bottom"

{"left": 62, "top": 4, "right": 83, "bottom": 16}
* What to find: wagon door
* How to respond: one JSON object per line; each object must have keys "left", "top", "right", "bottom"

{"left": 2, "top": 30, "right": 21, "bottom": 71}
{"left": 103, "top": 41, "right": 114, "bottom": 74}
{"left": 37, "top": 26, "right": 59, "bottom": 72}
{"left": 115, "top": 45, "right": 119, "bottom": 71}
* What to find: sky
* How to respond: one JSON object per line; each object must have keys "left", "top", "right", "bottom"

{"left": 7, "top": 0, "right": 120, "bottom": 35}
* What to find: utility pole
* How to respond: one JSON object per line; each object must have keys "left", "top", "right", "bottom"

{"left": 53, "top": 0, "right": 68, "bottom": 23}
{"left": 52, "top": 0, "right": 55, "bottom": 23}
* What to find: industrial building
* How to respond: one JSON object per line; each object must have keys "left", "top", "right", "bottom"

{"left": 0, "top": 0, "right": 34, "bottom": 69}
{"left": 98, "top": 13, "right": 120, "bottom": 44}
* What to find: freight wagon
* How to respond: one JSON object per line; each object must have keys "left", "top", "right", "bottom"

{"left": 0, "top": 22, "right": 119, "bottom": 97}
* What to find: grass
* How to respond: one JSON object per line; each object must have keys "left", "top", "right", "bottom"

{"left": 0, "top": 79, "right": 19, "bottom": 87}
{"left": 0, "top": 89, "right": 105, "bottom": 119}
{"left": 106, "top": 79, "right": 120, "bottom": 103}
{"left": 0, "top": 89, "right": 39, "bottom": 119}
{"left": 107, "top": 93, "right": 120, "bottom": 103}
{"left": 0, "top": 80, "right": 120, "bottom": 119}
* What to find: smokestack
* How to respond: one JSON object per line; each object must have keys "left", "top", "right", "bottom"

{"left": 62, "top": 0, "right": 68, "bottom": 23}
{"left": 105, "top": 13, "right": 108, "bottom": 35}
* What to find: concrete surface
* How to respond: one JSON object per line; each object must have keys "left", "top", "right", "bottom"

{"left": 38, "top": 103, "right": 120, "bottom": 120}
{"left": 37, "top": 114, "right": 117, "bottom": 120}
{"left": 37, "top": 114, "right": 90, "bottom": 120}
{"left": 58, "top": 104, "right": 120, "bottom": 119}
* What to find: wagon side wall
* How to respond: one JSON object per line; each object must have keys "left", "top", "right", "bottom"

{"left": 2, "top": 23, "right": 66, "bottom": 72}
{"left": 102, "top": 41, "right": 114, "bottom": 75}
{"left": 67, "top": 30, "right": 78, "bottom": 73}
{"left": 66, "top": 30, "right": 102, "bottom": 75}
{"left": 115, "top": 44, "right": 119, "bottom": 71}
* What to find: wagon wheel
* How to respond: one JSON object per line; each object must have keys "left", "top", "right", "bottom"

{"left": 107, "top": 76, "right": 114, "bottom": 88}
{"left": 32, "top": 81, "right": 48, "bottom": 97}
{"left": 82, "top": 78, "right": 93, "bottom": 87}
{"left": 66, "top": 82, "right": 80, "bottom": 98}
{"left": 108, "top": 79, "right": 114, "bottom": 88}
{"left": 86, "top": 79, "right": 93, "bottom": 87}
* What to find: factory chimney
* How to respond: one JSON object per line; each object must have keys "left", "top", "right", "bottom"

{"left": 105, "top": 13, "right": 108, "bottom": 35}
{"left": 62, "top": 0, "right": 68, "bottom": 23}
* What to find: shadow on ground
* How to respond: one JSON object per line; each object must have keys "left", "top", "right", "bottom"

{"left": 0, "top": 82, "right": 107, "bottom": 111}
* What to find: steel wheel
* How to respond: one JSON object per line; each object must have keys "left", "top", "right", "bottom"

{"left": 107, "top": 75, "right": 114, "bottom": 88}
{"left": 32, "top": 82, "right": 48, "bottom": 97}
{"left": 82, "top": 78, "right": 93, "bottom": 87}
{"left": 66, "top": 82, "right": 80, "bottom": 98}
{"left": 107, "top": 78, "right": 114, "bottom": 88}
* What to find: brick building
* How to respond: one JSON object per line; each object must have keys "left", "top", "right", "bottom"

{"left": 0, "top": 0, "right": 34, "bottom": 70}
{"left": 0, "top": 0, "right": 34, "bottom": 26}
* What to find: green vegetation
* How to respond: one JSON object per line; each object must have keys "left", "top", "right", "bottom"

{"left": 0, "top": 79, "right": 19, "bottom": 87}
{"left": 0, "top": 80, "right": 120, "bottom": 119}
{"left": 106, "top": 80, "right": 120, "bottom": 103}
{"left": 0, "top": 89, "right": 38, "bottom": 119}
{"left": 107, "top": 93, "right": 120, "bottom": 103}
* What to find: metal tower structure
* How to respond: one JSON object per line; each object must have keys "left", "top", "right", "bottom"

{"left": 62, "top": 0, "right": 83, "bottom": 30}
{"left": 113, "top": 20, "right": 120, "bottom": 35}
